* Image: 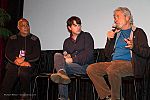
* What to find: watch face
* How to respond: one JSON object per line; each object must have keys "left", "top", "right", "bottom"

{"left": 19, "top": 50, "right": 25, "bottom": 57}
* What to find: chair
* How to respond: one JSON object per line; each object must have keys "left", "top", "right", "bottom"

{"left": 32, "top": 73, "right": 52, "bottom": 100}
{"left": 68, "top": 74, "right": 97, "bottom": 100}
{"left": 121, "top": 76, "right": 136, "bottom": 100}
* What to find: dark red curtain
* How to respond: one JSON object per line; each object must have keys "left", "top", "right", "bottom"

{"left": 0, "top": 37, "right": 5, "bottom": 85}
{"left": 0, "top": 0, "right": 24, "bottom": 86}
{"left": 0, "top": 0, "right": 8, "bottom": 10}
{"left": 0, "top": 0, "right": 8, "bottom": 85}
{"left": 0, "top": 0, "right": 24, "bottom": 34}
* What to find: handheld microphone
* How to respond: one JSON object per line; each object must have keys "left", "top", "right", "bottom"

{"left": 112, "top": 26, "right": 117, "bottom": 32}
{"left": 63, "top": 51, "right": 68, "bottom": 56}
{"left": 112, "top": 24, "right": 120, "bottom": 32}
{"left": 112, "top": 24, "right": 117, "bottom": 32}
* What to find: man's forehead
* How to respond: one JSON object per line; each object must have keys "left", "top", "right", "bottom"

{"left": 114, "top": 10, "right": 123, "bottom": 15}
{"left": 18, "top": 19, "right": 29, "bottom": 25}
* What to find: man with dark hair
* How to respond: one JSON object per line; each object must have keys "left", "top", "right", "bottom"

{"left": 50, "top": 16, "right": 94, "bottom": 100}
{"left": 0, "top": 18, "right": 41, "bottom": 100}
{"left": 87, "top": 7, "right": 149, "bottom": 100}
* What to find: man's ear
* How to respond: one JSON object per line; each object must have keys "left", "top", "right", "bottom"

{"left": 17, "top": 26, "right": 19, "bottom": 29}
{"left": 68, "top": 26, "right": 71, "bottom": 31}
{"left": 126, "top": 16, "right": 130, "bottom": 22}
{"left": 17, "top": 25, "right": 20, "bottom": 30}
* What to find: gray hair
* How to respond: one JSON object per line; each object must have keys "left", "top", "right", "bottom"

{"left": 114, "top": 7, "right": 133, "bottom": 25}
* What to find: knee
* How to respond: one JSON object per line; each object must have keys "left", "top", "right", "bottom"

{"left": 54, "top": 53, "right": 63, "bottom": 58}
{"left": 86, "top": 64, "right": 96, "bottom": 75}
{"left": 19, "top": 69, "right": 30, "bottom": 78}
{"left": 54, "top": 53, "right": 64, "bottom": 61}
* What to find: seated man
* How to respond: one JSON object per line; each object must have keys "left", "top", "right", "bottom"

{"left": 87, "top": 7, "right": 149, "bottom": 100}
{"left": 50, "top": 16, "right": 94, "bottom": 100}
{"left": 0, "top": 18, "right": 41, "bottom": 100}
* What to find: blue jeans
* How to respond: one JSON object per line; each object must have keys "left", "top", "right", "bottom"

{"left": 54, "top": 53, "right": 87, "bottom": 100}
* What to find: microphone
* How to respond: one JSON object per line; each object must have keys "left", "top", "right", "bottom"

{"left": 112, "top": 24, "right": 120, "bottom": 32}
{"left": 63, "top": 51, "right": 68, "bottom": 56}
{"left": 112, "top": 26, "right": 117, "bottom": 32}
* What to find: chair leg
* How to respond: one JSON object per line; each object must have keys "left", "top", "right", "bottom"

{"left": 134, "top": 80, "right": 137, "bottom": 100}
{"left": 30, "top": 82, "right": 32, "bottom": 100}
{"left": 30, "top": 78, "right": 36, "bottom": 100}
{"left": 120, "top": 84, "right": 122, "bottom": 100}
{"left": 46, "top": 77, "right": 50, "bottom": 100}
{"left": 75, "top": 78, "right": 77, "bottom": 100}
{"left": 32, "top": 76, "right": 39, "bottom": 100}
{"left": 92, "top": 84, "right": 96, "bottom": 100}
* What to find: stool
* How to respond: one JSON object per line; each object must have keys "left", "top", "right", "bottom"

{"left": 80, "top": 74, "right": 97, "bottom": 100}
{"left": 69, "top": 74, "right": 97, "bottom": 100}
{"left": 32, "top": 73, "right": 52, "bottom": 100}
{"left": 121, "top": 76, "right": 136, "bottom": 100}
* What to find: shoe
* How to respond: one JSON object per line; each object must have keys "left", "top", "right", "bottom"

{"left": 105, "top": 96, "right": 111, "bottom": 100}
{"left": 100, "top": 96, "right": 111, "bottom": 100}
{"left": 57, "top": 97, "right": 70, "bottom": 100}
{"left": 51, "top": 70, "right": 71, "bottom": 84}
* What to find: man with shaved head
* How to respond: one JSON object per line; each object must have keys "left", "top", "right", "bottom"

{"left": 0, "top": 18, "right": 41, "bottom": 100}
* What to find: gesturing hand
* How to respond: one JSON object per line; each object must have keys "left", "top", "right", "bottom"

{"left": 124, "top": 38, "right": 133, "bottom": 49}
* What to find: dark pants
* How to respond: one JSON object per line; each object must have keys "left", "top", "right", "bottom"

{"left": 0, "top": 36, "right": 5, "bottom": 86}
{"left": 0, "top": 63, "right": 32, "bottom": 100}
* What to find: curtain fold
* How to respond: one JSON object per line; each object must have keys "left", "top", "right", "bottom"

{"left": 0, "top": 0, "right": 8, "bottom": 10}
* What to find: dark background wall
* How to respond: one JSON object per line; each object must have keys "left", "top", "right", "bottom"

{"left": 0, "top": 0, "right": 24, "bottom": 87}
{"left": 0, "top": 0, "right": 24, "bottom": 34}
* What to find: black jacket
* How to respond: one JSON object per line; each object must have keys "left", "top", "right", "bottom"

{"left": 5, "top": 33, "right": 41, "bottom": 66}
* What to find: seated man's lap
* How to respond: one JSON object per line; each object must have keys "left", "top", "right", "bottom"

{"left": 65, "top": 63, "right": 88, "bottom": 75}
